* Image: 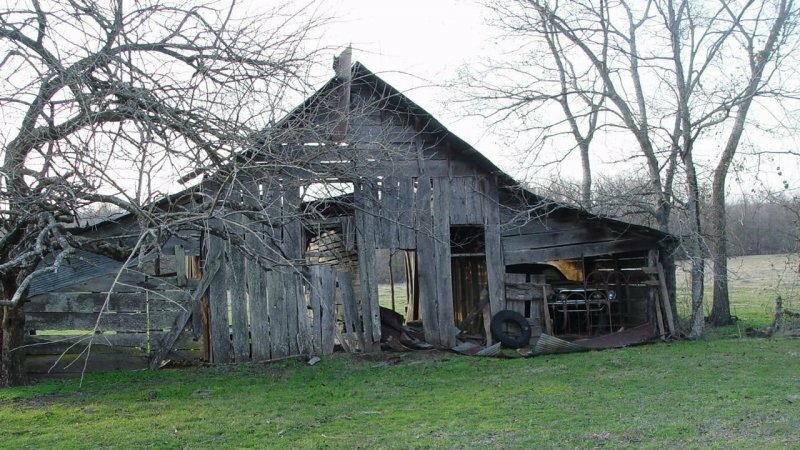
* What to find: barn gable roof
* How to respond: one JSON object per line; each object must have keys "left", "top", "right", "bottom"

{"left": 278, "top": 62, "right": 671, "bottom": 243}
{"left": 75, "top": 61, "right": 674, "bottom": 243}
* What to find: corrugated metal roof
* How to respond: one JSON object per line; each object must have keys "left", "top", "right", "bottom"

{"left": 26, "top": 249, "right": 126, "bottom": 298}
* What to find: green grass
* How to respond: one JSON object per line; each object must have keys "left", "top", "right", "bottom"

{"left": 675, "top": 253, "right": 800, "bottom": 330}
{"left": 2, "top": 254, "right": 799, "bottom": 449}
{"left": 2, "top": 340, "right": 798, "bottom": 448}
{"left": 378, "top": 282, "right": 409, "bottom": 315}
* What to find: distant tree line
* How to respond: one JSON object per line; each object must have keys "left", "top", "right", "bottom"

{"left": 533, "top": 175, "right": 799, "bottom": 259}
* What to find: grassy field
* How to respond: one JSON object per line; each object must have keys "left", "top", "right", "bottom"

{"left": 1, "top": 254, "right": 799, "bottom": 449}
{"left": 675, "top": 253, "right": 800, "bottom": 330}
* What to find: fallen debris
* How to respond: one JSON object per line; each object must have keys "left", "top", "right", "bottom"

{"left": 746, "top": 295, "right": 800, "bottom": 338}
{"left": 574, "top": 323, "right": 658, "bottom": 349}
{"left": 380, "top": 307, "right": 434, "bottom": 351}
{"left": 307, "top": 356, "right": 321, "bottom": 366}
{"left": 533, "top": 334, "right": 589, "bottom": 356}
{"left": 475, "top": 342, "right": 502, "bottom": 356}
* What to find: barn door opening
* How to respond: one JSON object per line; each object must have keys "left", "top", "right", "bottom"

{"left": 450, "top": 226, "right": 487, "bottom": 337}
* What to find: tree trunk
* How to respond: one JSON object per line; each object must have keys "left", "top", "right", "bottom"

{"left": 709, "top": 182, "right": 732, "bottom": 325}
{"left": 684, "top": 155, "right": 705, "bottom": 338}
{"left": 580, "top": 143, "right": 593, "bottom": 211}
{"left": 1, "top": 302, "right": 26, "bottom": 387}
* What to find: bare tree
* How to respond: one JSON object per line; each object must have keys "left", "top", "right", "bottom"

{"left": 706, "top": 0, "right": 798, "bottom": 326}
{"left": 0, "top": 0, "right": 325, "bottom": 386}
{"left": 463, "top": 0, "right": 800, "bottom": 336}
{"left": 453, "top": 1, "right": 607, "bottom": 211}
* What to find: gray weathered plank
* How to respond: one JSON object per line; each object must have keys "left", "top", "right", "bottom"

{"left": 505, "top": 283, "right": 545, "bottom": 301}
{"left": 483, "top": 183, "right": 506, "bottom": 317}
{"left": 26, "top": 291, "right": 189, "bottom": 313}
{"left": 282, "top": 187, "right": 305, "bottom": 355}
{"left": 414, "top": 176, "right": 440, "bottom": 346}
{"left": 243, "top": 177, "right": 271, "bottom": 361}
{"left": 175, "top": 244, "right": 187, "bottom": 287}
{"left": 208, "top": 235, "right": 233, "bottom": 363}
{"left": 319, "top": 265, "right": 337, "bottom": 355}
{"left": 26, "top": 332, "right": 149, "bottom": 349}
{"left": 501, "top": 227, "right": 615, "bottom": 252}
{"left": 228, "top": 246, "right": 250, "bottom": 362}
{"left": 25, "top": 311, "right": 180, "bottom": 332}
{"left": 308, "top": 266, "right": 323, "bottom": 353}
{"left": 503, "top": 238, "right": 655, "bottom": 265}
{"left": 450, "top": 177, "right": 468, "bottom": 225}
{"left": 267, "top": 268, "right": 288, "bottom": 358}
{"left": 337, "top": 270, "right": 360, "bottom": 351}
{"left": 378, "top": 177, "right": 399, "bottom": 249}
{"left": 355, "top": 181, "right": 381, "bottom": 348}
{"left": 396, "top": 178, "right": 416, "bottom": 249}
{"left": 432, "top": 177, "right": 456, "bottom": 347}
{"left": 47, "top": 271, "right": 176, "bottom": 294}
{"left": 25, "top": 353, "right": 149, "bottom": 374}
{"left": 309, "top": 265, "right": 337, "bottom": 355}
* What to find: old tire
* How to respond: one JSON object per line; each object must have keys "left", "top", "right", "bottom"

{"left": 490, "top": 310, "right": 532, "bottom": 349}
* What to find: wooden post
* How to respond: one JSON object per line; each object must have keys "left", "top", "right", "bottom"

{"left": 542, "top": 286, "right": 553, "bottom": 335}
{"left": 658, "top": 262, "right": 677, "bottom": 336}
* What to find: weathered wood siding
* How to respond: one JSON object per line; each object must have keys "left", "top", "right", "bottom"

{"left": 501, "top": 213, "right": 661, "bottom": 265}
{"left": 24, "top": 272, "right": 201, "bottom": 376}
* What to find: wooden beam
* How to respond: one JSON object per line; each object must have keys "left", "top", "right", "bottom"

{"left": 149, "top": 258, "right": 221, "bottom": 369}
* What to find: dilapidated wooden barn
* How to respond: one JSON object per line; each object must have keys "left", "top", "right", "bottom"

{"left": 23, "top": 52, "right": 677, "bottom": 376}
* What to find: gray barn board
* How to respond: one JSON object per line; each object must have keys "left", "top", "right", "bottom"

{"left": 355, "top": 181, "right": 381, "bottom": 349}
{"left": 432, "top": 177, "right": 456, "bottom": 347}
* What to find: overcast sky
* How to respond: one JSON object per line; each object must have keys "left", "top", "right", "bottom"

{"left": 295, "top": 0, "right": 798, "bottom": 196}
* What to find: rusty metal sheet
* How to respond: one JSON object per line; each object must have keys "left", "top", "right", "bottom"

{"left": 573, "top": 323, "right": 657, "bottom": 349}
{"left": 533, "top": 334, "right": 588, "bottom": 355}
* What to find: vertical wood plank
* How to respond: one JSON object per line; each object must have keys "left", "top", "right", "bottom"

{"left": 414, "top": 176, "right": 440, "bottom": 346}
{"left": 208, "top": 234, "right": 233, "bottom": 363}
{"left": 337, "top": 270, "right": 360, "bottom": 351}
{"left": 319, "top": 265, "right": 336, "bottom": 355}
{"left": 267, "top": 268, "right": 288, "bottom": 358}
{"left": 247, "top": 259, "right": 269, "bottom": 361}
{"left": 355, "top": 181, "right": 381, "bottom": 348}
{"left": 657, "top": 262, "right": 676, "bottom": 335}
{"left": 174, "top": 244, "right": 186, "bottom": 288}
{"left": 381, "top": 177, "right": 399, "bottom": 249}
{"left": 397, "top": 178, "right": 416, "bottom": 249}
{"left": 450, "top": 177, "right": 467, "bottom": 225}
{"left": 229, "top": 245, "right": 250, "bottom": 362}
{"left": 244, "top": 178, "right": 270, "bottom": 361}
{"left": 432, "top": 177, "right": 455, "bottom": 347}
{"left": 282, "top": 186, "right": 305, "bottom": 355}
{"left": 483, "top": 181, "right": 506, "bottom": 318}
{"left": 308, "top": 265, "right": 323, "bottom": 354}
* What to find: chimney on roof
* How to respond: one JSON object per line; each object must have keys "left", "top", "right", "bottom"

{"left": 333, "top": 45, "right": 352, "bottom": 81}
{"left": 331, "top": 45, "right": 352, "bottom": 142}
